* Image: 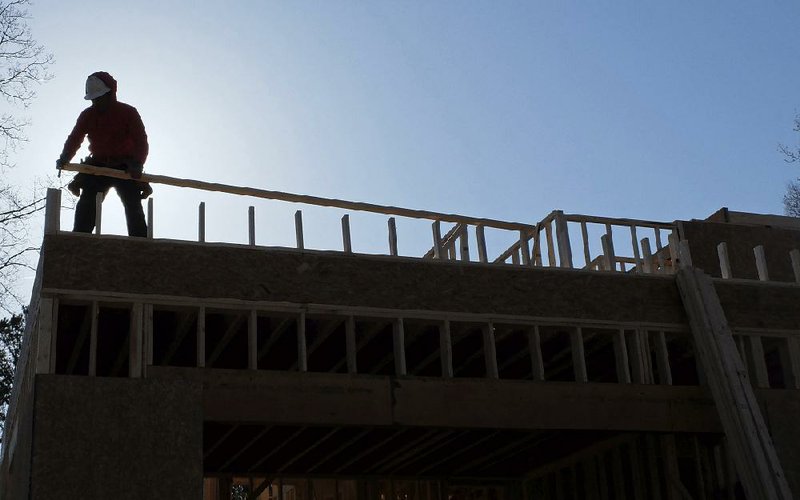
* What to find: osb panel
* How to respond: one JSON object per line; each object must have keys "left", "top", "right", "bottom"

{"left": 681, "top": 220, "right": 800, "bottom": 282}
{"left": 31, "top": 374, "right": 202, "bottom": 500}
{"left": 715, "top": 281, "right": 800, "bottom": 330}
{"left": 41, "top": 234, "right": 686, "bottom": 325}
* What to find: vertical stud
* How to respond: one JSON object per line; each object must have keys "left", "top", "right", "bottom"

{"left": 294, "top": 210, "right": 304, "bottom": 250}
{"left": 198, "top": 202, "right": 206, "bottom": 242}
{"left": 571, "top": 327, "right": 588, "bottom": 382}
{"left": 601, "top": 234, "right": 615, "bottom": 272}
{"left": 393, "top": 318, "right": 407, "bottom": 376}
{"left": 248, "top": 206, "right": 256, "bottom": 246}
{"left": 341, "top": 215, "right": 352, "bottom": 253}
{"left": 35, "top": 298, "right": 55, "bottom": 374}
{"left": 147, "top": 198, "right": 154, "bottom": 239}
{"left": 483, "top": 322, "right": 499, "bottom": 379}
{"left": 388, "top": 217, "right": 398, "bottom": 256}
{"left": 554, "top": 211, "right": 573, "bottom": 268}
{"left": 248, "top": 310, "right": 258, "bottom": 370}
{"left": 144, "top": 304, "right": 154, "bottom": 368}
{"left": 439, "top": 320, "right": 453, "bottom": 378}
{"left": 476, "top": 224, "right": 488, "bottom": 263}
{"left": 754, "top": 245, "right": 769, "bottom": 281}
{"left": 613, "top": 329, "right": 631, "bottom": 384}
{"left": 528, "top": 326, "right": 545, "bottom": 381}
{"left": 629, "top": 226, "right": 642, "bottom": 274}
{"left": 519, "top": 230, "right": 531, "bottom": 266}
{"left": 748, "top": 336, "right": 770, "bottom": 388}
{"left": 297, "top": 312, "right": 308, "bottom": 372}
{"left": 580, "top": 221, "right": 591, "bottom": 268}
{"left": 431, "top": 221, "right": 443, "bottom": 259}
{"left": 129, "top": 302, "right": 143, "bottom": 378}
{"left": 790, "top": 249, "right": 800, "bottom": 284}
{"left": 94, "top": 192, "right": 103, "bottom": 235}
{"left": 44, "top": 188, "right": 61, "bottom": 234}
{"left": 718, "top": 242, "right": 732, "bottom": 279}
{"left": 197, "top": 306, "right": 206, "bottom": 368}
{"left": 88, "top": 301, "right": 99, "bottom": 376}
{"left": 654, "top": 331, "right": 673, "bottom": 385}
{"left": 346, "top": 315, "right": 357, "bottom": 374}
{"left": 544, "top": 221, "right": 556, "bottom": 266}
{"left": 460, "top": 226, "right": 471, "bottom": 262}
{"left": 641, "top": 238, "right": 654, "bottom": 274}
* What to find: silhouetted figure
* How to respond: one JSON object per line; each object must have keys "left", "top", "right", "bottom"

{"left": 56, "top": 71, "right": 152, "bottom": 237}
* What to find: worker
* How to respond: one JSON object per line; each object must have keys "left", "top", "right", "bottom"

{"left": 55, "top": 71, "right": 152, "bottom": 237}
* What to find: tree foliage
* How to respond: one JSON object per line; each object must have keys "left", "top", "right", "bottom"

{"left": 780, "top": 114, "right": 800, "bottom": 217}
{"left": 0, "top": 313, "right": 23, "bottom": 442}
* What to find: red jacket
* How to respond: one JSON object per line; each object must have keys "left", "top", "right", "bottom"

{"left": 61, "top": 99, "right": 149, "bottom": 165}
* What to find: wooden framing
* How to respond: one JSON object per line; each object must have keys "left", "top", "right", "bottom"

{"left": 88, "top": 301, "right": 99, "bottom": 376}
{"left": 388, "top": 217, "right": 398, "bottom": 256}
{"left": 248, "top": 206, "right": 256, "bottom": 246}
{"left": 431, "top": 221, "right": 443, "bottom": 260}
{"left": 197, "top": 306, "right": 206, "bottom": 368}
{"left": 570, "top": 327, "right": 588, "bottom": 383}
{"left": 791, "top": 249, "right": 800, "bottom": 283}
{"left": 341, "top": 215, "right": 352, "bottom": 253}
{"left": 482, "top": 323, "right": 499, "bottom": 379}
{"left": 147, "top": 198, "right": 154, "bottom": 239}
{"left": 297, "top": 312, "right": 307, "bottom": 372}
{"left": 94, "top": 192, "right": 103, "bottom": 235}
{"left": 439, "top": 320, "right": 454, "bottom": 378}
{"left": 676, "top": 268, "right": 792, "bottom": 499}
{"left": 527, "top": 326, "right": 545, "bottom": 381}
{"left": 198, "top": 202, "right": 206, "bottom": 242}
{"left": 393, "top": 318, "right": 407, "bottom": 376}
{"left": 718, "top": 242, "right": 732, "bottom": 279}
{"left": 345, "top": 315, "right": 357, "bottom": 374}
{"left": 248, "top": 310, "right": 258, "bottom": 370}
{"left": 35, "top": 298, "right": 55, "bottom": 374}
{"left": 129, "top": 302, "right": 143, "bottom": 378}
{"left": 294, "top": 210, "right": 304, "bottom": 250}
{"left": 754, "top": 245, "right": 769, "bottom": 281}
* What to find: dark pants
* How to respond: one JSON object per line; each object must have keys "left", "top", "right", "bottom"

{"left": 73, "top": 172, "right": 148, "bottom": 237}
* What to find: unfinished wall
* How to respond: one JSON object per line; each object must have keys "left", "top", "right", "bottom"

{"left": 31, "top": 374, "right": 203, "bottom": 500}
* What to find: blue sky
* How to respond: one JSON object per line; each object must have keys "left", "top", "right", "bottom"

{"left": 5, "top": 1, "right": 800, "bottom": 297}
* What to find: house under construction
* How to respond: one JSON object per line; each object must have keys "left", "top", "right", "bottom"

{"left": 2, "top": 164, "right": 800, "bottom": 499}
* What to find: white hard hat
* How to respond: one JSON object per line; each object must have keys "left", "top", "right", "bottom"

{"left": 84, "top": 75, "right": 111, "bottom": 100}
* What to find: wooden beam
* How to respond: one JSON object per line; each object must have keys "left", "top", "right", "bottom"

{"left": 289, "top": 317, "right": 343, "bottom": 370}
{"left": 601, "top": 234, "right": 615, "bottom": 272}
{"left": 417, "top": 432, "right": 499, "bottom": 475}
{"left": 544, "top": 221, "right": 556, "bottom": 267}
{"left": 629, "top": 226, "right": 642, "bottom": 274}
{"left": 330, "top": 320, "right": 387, "bottom": 373}
{"left": 365, "top": 429, "right": 439, "bottom": 474}
{"left": 61, "top": 163, "right": 536, "bottom": 232}
{"left": 333, "top": 429, "right": 406, "bottom": 473}
{"left": 306, "top": 428, "right": 371, "bottom": 473}
{"left": 748, "top": 336, "right": 770, "bottom": 388}
{"left": 256, "top": 317, "right": 294, "bottom": 363}
{"left": 641, "top": 237, "right": 654, "bottom": 274}
{"left": 676, "top": 268, "right": 792, "bottom": 499}
{"left": 460, "top": 226, "right": 471, "bottom": 262}
{"left": 580, "top": 221, "right": 591, "bottom": 268}
{"left": 144, "top": 304, "right": 154, "bottom": 368}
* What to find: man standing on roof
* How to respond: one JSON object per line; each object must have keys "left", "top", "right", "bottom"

{"left": 56, "top": 71, "right": 152, "bottom": 237}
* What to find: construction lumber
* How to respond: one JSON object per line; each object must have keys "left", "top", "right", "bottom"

{"left": 676, "top": 267, "right": 792, "bottom": 500}
{"left": 61, "top": 163, "right": 535, "bottom": 231}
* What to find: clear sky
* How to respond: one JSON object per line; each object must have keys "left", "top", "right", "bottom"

{"left": 5, "top": 1, "right": 800, "bottom": 298}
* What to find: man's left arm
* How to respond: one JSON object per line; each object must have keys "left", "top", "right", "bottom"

{"left": 126, "top": 107, "right": 149, "bottom": 179}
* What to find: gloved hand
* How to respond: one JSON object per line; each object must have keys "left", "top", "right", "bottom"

{"left": 139, "top": 182, "right": 153, "bottom": 199}
{"left": 55, "top": 155, "right": 68, "bottom": 171}
{"left": 125, "top": 159, "right": 144, "bottom": 179}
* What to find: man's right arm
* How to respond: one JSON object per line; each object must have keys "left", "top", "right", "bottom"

{"left": 57, "top": 111, "right": 88, "bottom": 168}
